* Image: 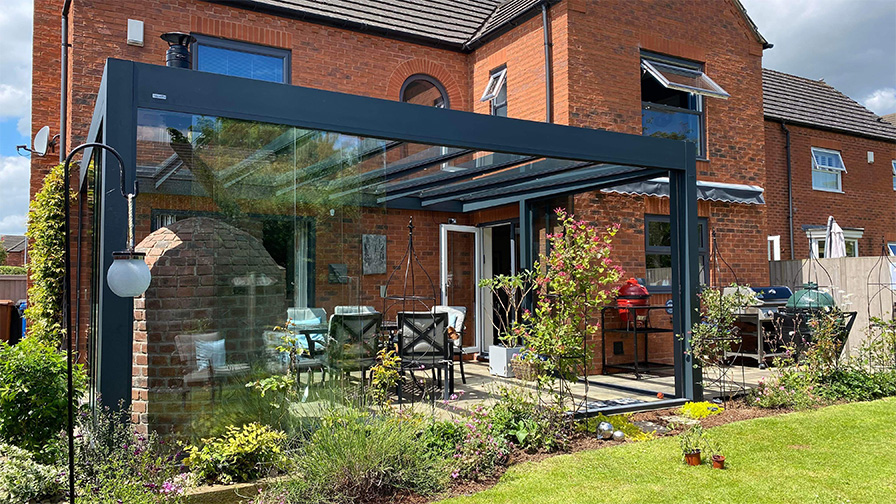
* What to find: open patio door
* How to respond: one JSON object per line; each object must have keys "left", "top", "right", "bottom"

{"left": 439, "top": 224, "right": 482, "bottom": 353}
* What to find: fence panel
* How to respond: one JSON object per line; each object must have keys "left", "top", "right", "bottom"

{"left": 769, "top": 257, "right": 895, "bottom": 355}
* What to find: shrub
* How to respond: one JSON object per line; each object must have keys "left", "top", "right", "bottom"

{"left": 185, "top": 422, "right": 289, "bottom": 484}
{"left": 25, "top": 163, "right": 70, "bottom": 347}
{"left": 419, "top": 418, "right": 465, "bottom": 458}
{"left": 0, "top": 244, "right": 6, "bottom": 266}
{"left": 750, "top": 372, "right": 825, "bottom": 409}
{"left": 488, "top": 386, "right": 570, "bottom": 452}
{"left": 679, "top": 401, "right": 725, "bottom": 419}
{"left": 0, "top": 443, "right": 62, "bottom": 504}
{"left": 0, "top": 339, "right": 86, "bottom": 459}
{"left": 74, "top": 404, "right": 189, "bottom": 504}
{"left": 269, "top": 409, "right": 447, "bottom": 504}
{"left": 449, "top": 405, "right": 509, "bottom": 481}
{"left": 0, "top": 266, "right": 25, "bottom": 275}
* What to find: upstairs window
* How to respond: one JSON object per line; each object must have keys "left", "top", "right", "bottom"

{"left": 892, "top": 160, "right": 895, "bottom": 190}
{"left": 193, "top": 35, "right": 290, "bottom": 84}
{"left": 481, "top": 67, "right": 507, "bottom": 117}
{"left": 810, "top": 147, "right": 846, "bottom": 192}
{"left": 641, "top": 54, "right": 728, "bottom": 158}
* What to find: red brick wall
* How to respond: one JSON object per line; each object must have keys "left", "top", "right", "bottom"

{"left": 32, "top": 0, "right": 771, "bottom": 382}
{"left": 765, "top": 121, "right": 896, "bottom": 259}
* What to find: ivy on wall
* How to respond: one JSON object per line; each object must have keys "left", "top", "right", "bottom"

{"left": 24, "top": 164, "right": 70, "bottom": 347}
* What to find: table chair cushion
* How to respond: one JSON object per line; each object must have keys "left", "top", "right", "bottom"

{"left": 195, "top": 339, "right": 226, "bottom": 371}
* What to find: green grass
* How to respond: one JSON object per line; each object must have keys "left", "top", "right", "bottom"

{"left": 444, "top": 398, "right": 896, "bottom": 504}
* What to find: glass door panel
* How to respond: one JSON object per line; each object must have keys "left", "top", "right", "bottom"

{"left": 440, "top": 225, "right": 481, "bottom": 352}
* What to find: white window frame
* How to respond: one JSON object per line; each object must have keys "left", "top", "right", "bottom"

{"left": 811, "top": 147, "right": 846, "bottom": 192}
{"left": 767, "top": 235, "right": 781, "bottom": 261}
{"left": 891, "top": 160, "right": 895, "bottom": 191}
{"left": 480, "top": 67, "right": 507, "bottom": 102}
{"left": 640, "top": 59, "right": 729, "bottom": 99}
{"left": 806, "top": 227, "right": 862, "bottom": 258}
{"left": 888, "top": 243, "right": 896, "bottom": 256}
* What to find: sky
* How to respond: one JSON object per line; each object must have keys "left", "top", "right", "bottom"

{"left": 0, "top": 0, "right": 894, "bottom": 237}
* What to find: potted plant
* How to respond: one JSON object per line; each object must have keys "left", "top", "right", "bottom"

{"left": 707, "top": 438, "right": 725, "bottom": 469}
{"left": 479, "top": 271, "right": 534, "bottom": 378}
{"left": 679, "top": 424, "right": 706, "bottom": 466}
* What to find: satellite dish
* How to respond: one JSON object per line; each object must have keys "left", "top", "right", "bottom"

{"left": 32, "top": 126, "right": 50, "bottom": 157}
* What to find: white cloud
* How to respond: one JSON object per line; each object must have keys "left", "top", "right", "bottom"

{"left": 0, "top": 1, "right": 32, "bottom": 134}
{"left": 862, "top": 88, "right": 896, "bottom": 116}
{"left": 0, "top": 155, "right": 30, "bottom": 235}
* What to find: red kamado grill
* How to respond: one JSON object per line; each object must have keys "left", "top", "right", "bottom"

{"left": 617, "top": 278, "right": 649, "bottom": 325}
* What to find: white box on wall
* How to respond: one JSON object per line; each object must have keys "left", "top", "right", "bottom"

{"left": 127, "top": 19, "right": 144, "bottom": 47}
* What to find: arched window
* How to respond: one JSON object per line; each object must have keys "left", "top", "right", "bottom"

{"left": 400, "top": 74, "right": 449, "bottom": 109}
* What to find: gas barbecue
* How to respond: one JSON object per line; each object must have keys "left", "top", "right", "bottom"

{"left": 721, "top": 286, "right": 793, "bottom": 367}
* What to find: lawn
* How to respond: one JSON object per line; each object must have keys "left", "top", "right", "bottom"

{"left": 444, "top": 398, "right": 896, "bottom": 504}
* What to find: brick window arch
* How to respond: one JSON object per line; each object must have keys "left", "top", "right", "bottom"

{"left": 400, "top": 74, "right": 450, "bottom": 108}
{"left": 388, "top": 59, "right": 464, "bottom": 111}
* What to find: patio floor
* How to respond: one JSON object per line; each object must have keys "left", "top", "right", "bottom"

{"left": 396, "top": 361, "right": 773, "bottom": 419}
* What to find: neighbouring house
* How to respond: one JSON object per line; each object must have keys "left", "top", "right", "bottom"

{"left": 763, "top": 69, "right": 896, "bottom": 260}
{"left": 31, "top": 0, "right": 772, "bottom": 434}
{"left": 0, "top": 235, "right": 27, "bottom": 267}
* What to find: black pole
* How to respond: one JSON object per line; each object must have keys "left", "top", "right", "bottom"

{"left": 60, "top": 0, "right": 73, "bottom": 163}
{"left": 62, "top": 143, "right": 129, "bottom": 504}
{"left": 541, "top": 2, "right": 553, "bottom": 124}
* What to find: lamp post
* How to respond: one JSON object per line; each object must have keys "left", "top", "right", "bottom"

{"left": 61, "top": 143, "right": 151, "bottom": 503}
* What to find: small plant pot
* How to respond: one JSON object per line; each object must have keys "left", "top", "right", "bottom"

{"left": 684, "top": 451, "right": 702, "bottom": 466}
{"left": 711, "top": 455, "right": 725, "bottom": 469}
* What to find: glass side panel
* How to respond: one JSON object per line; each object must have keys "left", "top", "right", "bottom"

{"left": 134, "top": 109, "right": 413, "bottom": 440}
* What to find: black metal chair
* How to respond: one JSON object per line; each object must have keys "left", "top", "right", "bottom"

{"left": 326, "top": 312, "right": 382, "bottom": 389}
{"left": 397, "top": 311, "right": 452, "bottom": 401}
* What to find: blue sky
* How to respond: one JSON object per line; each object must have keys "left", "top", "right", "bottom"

{"left": 0, "top": 0, "right": 894, "bottom": 237}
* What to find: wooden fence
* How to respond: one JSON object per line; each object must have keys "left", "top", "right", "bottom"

{"left": 0, "top": 275, "right": 26, "bottom": 303}
{"left": 769, "top": 257, "right": 896, "bottom": 355}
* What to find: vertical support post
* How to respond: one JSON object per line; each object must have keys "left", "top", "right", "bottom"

{"left": 519, "top": 199, "right": 534, "bottom": 311}
{"left": 96, "top": 60, "right": 138, "bottom": 410}
{"left": 670, "top": 143, "right": 701, "bottom": 401}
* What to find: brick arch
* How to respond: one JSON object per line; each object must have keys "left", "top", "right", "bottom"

{"left": 387, "top": 59, "right": 465, "bottom": 111}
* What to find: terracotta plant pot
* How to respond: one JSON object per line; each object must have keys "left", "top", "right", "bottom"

{"left": 684, "top": 451, "right": 702, "bottom": 466}
{"left": 712, "top": 455, "right": 725, "bottom": 469}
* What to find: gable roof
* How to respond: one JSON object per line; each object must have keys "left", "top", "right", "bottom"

{"left": 882, "top": 113, "right": 896, "bottom": 126}
{"left": 211, "top": 0, "right": 768, "bottom": 51}
{"left": 763, "top": 68, "right": 896, "bottom": 142}
{"left": 206, "top": 0, "right": 545, "bottom": 49}
{"left": 0, "top": 235, "right": 26, "bottom": 253}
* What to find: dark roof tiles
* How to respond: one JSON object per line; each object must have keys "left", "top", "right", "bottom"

{"left": 0, "top": 235, "right": 26, "bottom": 253}
{"left": 222, "top": 0, "right": 539, "bottom": 47}
{"left": 763, "top": 68, "right": 896, "bottom": 141}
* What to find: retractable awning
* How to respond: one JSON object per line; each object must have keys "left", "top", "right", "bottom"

{"left": 603, "top": 177, "right": 764, "bottom": 205}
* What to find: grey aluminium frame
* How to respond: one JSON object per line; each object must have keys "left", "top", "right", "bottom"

{"left": 86, "top": 58, "right": 702, "bottom": 409}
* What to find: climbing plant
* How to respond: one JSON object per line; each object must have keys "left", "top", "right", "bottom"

{"left": 24, "top": 164, "right": 70, "bottom": 347}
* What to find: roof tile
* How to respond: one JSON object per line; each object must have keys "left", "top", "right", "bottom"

{"left": 763, "top": 68, "right": 896, "bottom": 142}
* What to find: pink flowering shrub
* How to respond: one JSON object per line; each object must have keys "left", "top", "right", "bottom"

{"left": 516, "top": 209, "right": 623, "bottom": 381}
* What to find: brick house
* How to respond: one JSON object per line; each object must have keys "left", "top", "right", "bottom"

{"left": 763, "top": 69, "right": 896, "bottom": 260}
{"left": 0, "top": 235, "right": 26, "bottom": 267}
{"left": 31, "top": 0, "right": 771, "bottom": 430}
